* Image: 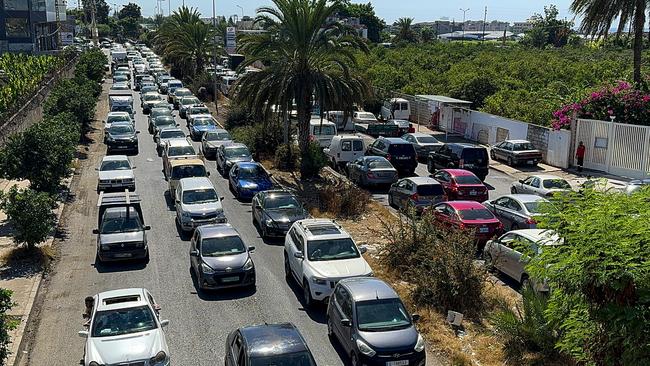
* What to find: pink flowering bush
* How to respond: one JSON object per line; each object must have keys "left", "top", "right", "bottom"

{"left": 552, "top": 81, "right": 650, "bottom": 129}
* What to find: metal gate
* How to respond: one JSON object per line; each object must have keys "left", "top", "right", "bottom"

{"left": 576, "top": 119, "right": 650, "bottom": 179}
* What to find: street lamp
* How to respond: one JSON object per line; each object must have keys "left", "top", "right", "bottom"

{"left": 237, "top": 5, "right": 243, "bottom": 18}
{"left": 460, "top": 8, "right": 469, "bottom": 43}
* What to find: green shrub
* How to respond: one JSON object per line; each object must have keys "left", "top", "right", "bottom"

{"left": 43, "top": 77, "right": 97, "bottom": 125}
{"left": 0, "top": 186, "right": 56, "bottom": 250}
{"left": 231, "top": 122, "right": 283, "bottom": 157}
{"left": 0, "top": 288, "right": 17, "bottom": 364}
{"left": 274, "top": 143, "right": 297, "bottom": 171}
{"left": 225, "top": 102, "right": 253, "bottom": 130}
{"left": 75, "top": 48, "right": 107, "bottom": 83}
{"left": 318, "top": 181, "right": 370, "bottom": 218}
{"left": 300, "top": 141, "right": 328, "bottom": 178}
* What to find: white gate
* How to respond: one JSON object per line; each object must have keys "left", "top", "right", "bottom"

{"left": 547, "top": 129, "right": 571, "bottom": 168}
{"left": 576, "top": 119, "right": 650, "bottom": 179}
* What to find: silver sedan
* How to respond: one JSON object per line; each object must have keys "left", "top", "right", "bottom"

{"left": 510, "top": 174, "right": 572, "bottom": 198}
{"left": 483, "top": 194, "right": 549, "bottom": 230}
{"left": 346, "top": 156, "right": 398, "bottom": 187}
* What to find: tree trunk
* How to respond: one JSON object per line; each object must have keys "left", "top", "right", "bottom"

{"left": 633, "top": 0, "right": 646, "bottom": 83}
{"left": 297, "top": 84, "right": 313, "bottom": 179}
{"left": 615, "top": 11, "right": 628, "bottom": 41}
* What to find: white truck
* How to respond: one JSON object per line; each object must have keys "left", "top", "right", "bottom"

{"left": 308, "top": 119, "right": 337, "bottom": 148}
{"left": 380, "top": 98, "right": 411, "bottom": 120}
{"left": 109, "top": 93, "right": 135, "bottom": 119}
{"left": 323, "top": 135, "right": 365, "bottom": 170}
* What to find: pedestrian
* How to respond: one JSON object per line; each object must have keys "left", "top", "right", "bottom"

{"left": 576, "top": 141, "right": 586, "bottom": 173}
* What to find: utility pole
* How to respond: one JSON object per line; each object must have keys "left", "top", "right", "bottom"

{"left": 237, "top": 5, "right": 243, "bottom": 18}
{"left": 482, "top": 6, "right": 487, "bottom": 42}
{"left": 91, "top": 0, "right": 98, "bottom": 45}
{"left": 460, "top": 8, "right": 469, "bottom": 43}
{"left": 54, "top": 0, "right": 62, "bottom": 49}
{"left": 212, "top": 0, "right": 219, "bottom": 116}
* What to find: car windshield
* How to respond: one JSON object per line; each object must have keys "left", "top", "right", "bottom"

{"left": 141, "top": 86, "right": 156, "bottom": 93}
{"left": 194, "top": 118, "right": 215, "bottom": 126}
{"left": 225, "top": 147, "right": 251, "bottom": 158}
{"left": 190, "top": 108, "right": 209, "bottom": 115}
{"left": 100, "top": 208, "right": 143, "bottom": 233}
{"left": 307, "top": 238, "right": 360, "bottom": 261}
{"left": 182, "top": 188, "right": 218, "bottom": 204}
{"left": 114, "top": 75, "right": 128, "bottom": 81}
{"left": 155, "top": 117, "right": 175, "bottom": 126}
{"left": 356, "top": 298, "right": 412, "bottom": 332}
{"left": 543, "top": 179, "right": 571, "bottom": 189}
{"left": 111, "top": 84, "right": 128, "bottom": 90}
{"left": 458, "top": 208, "right": 495, "bottom": 220}
{"left": 160, "top": 130, "right": 185, "bottom": 139}
{"left": 91, "top": 306, "right": 156, "bottom": 337}
{"left": 172, "top": 165, "right": 206, "bottom": 180}
{"left": 109, "top": 125, "right": 134, "bottom": 134}
{"left": 454, "top": 175, "right": 482, "bottom": 185}
{"left": 144, "top": 94, "right": 161, "bottom": 101}
{"left": 312, "top": 125, "right": 335, "bottom": 135}
{"left": 107, "top": 115, "right": 130, "bottom": 123}
{"left": 175, "top": 90, "right": 192, "bottom": 97}
{"left": 112, "top": 106, "right": 132, "bottom": 113}
{"left": 357, "top": 112, "right": 376, "bottom": 120}
{"left": 417, "top": 184, "right": 444, "bottom": 196}
{"left": 367, "top": 159, "right": 393, "bottom": 169}
{"left": 201, "top": 236, "right": 246, "bottom": 257}
{"left": 206, "top": 131, "right": 231, "bottom": 141}
{"left": 100, "top": 160, "right": 130, "bottom": 171}
{"left": 168, "top": 146, "right": 196, "bottom": 157}
{"left": 151, "top": 110, "right": 171, "bottom": 118}
{"left": 250, "top": 352, "right": 316, "bottom": 366}
{"left": 181, "top": 97, "right": 200, "bottom": 105}
{"left": 264, "top": 195, "right": 300, "bottom": 210}
{"left": 512, "top": 142, "right": 535, "bottom": 151}
{"left": 416, "top": 136, "right": 439, "bottom": 144}
{"left": 239, "top": 166, "right": 268, "bottom": 180}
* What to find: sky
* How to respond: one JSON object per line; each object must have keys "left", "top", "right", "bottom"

{"left": 68, "top": 0, "right": 576, "bottom": 24}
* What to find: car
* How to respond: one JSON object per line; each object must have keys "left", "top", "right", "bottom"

{"left": 387, "top": 118, "right": 411, "bottom": 135}
{"left": 169, "top": 87, "right": 193, "bottom": 107}
{"left": 430, "top": 201, "right": 503, "bottom": 247}
{"left": 483, "top": 194, "right": 549, "bottom": 230}
{"left": 110, "top": 82, "right": 130, "bottom": 90}
{"left": 149, "top": 116, "right": 177, "bottom": 139}
{"left": 174, "top": 177, "right": 226, "bottom": 232}
{"left": 252, "top": 190, "right": 309, "bottom": 239}
{"left": 365, "top": 137, "right": 418, "bottom": 176}
{"left": 327, "top": 278, "right": 426, "bottom": 366}
{"left": 216, "top": 143, "right": 253, "bottom": 175}
{"left": 93, "top": 192, "right": 151, "bottom": 262}
{"left": 184, "top": 103, "right": 209, "bottom": 121}
{"left": 105, "top": 122, "right": 139, "bottom": 154}
{"left": 388, "top": 176, "right": 446, "bottom": 213}
{"left": 189, "top": 115, "right": 218, "bottom": 141}
{"left": 347, "top": 156, "right": 398, "bottom": 187}
{"left": 284, "top": 219, "right": 372, "bottom": 307}
{"left": 155, "top": 127, "right": 186, "bottom": 156}
{"left": 141, "top": 92, "right": 166, "bottom": 114}
{"left": 484, "top": 229, "right": 560, "bottom": 291}
{"left": 224, "top": 323, "right": 317, "bottom": 366}
{"left": 147, "top": 108, "right": 174, "bottom": 133}
{"left": 432, "top": 169, "right": 489, "bottom": 202}
{"left": 353, "top": 111, "right": 378, "bottom": 124}
{"left": 96, "top": 155, "right": 135, "bottom": 192}
{"left": 166, "top": 79, "right": 183, "bottom": 96}
{"left": 510, "top": 174, "right": 572, "bottom": 197}
{"left": 623, "top": 179, "right": 650, "bottom": 195}
{"left": 113, "top": 74, "right": 129, "bottom": 84}
{"left": 200, "top": 129, "right": 232, "bottom": 159}
{"left": 323, "top": 135, "right": 366, "bottom": 170}
{"left": 167, "top": 158, "right": 209, "bottom": 200}
{"left": 104, "top": 111, "right": 132, "bottom": 130}
{"left": 189, "top": 224, "right": 255, "bottom": 290}
{"left": 490, "top": 139, "right": 543, "bottom": 166}
{"left": 162, "top": 139, "right": 198, "bottom": 178}
{"left": 78, "top": 288, "right": 170, "bottom": 366}
{"left": 427, "top": 143, "right": 489, "bottom": 181}
{"left": 228, "top": 162, "right": 274, "bottom": 200}
{"left": 139, "top": 84, "right": 158, "bottom": 97}
{"left": 401, "top": 132, "right": 444, "bottom": 160}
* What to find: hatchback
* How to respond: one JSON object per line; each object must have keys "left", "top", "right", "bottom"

{"left": 388, "top": 177, "right": 446, "bottom": 213}
{"left": 365, "top": 137, "right": 418, "bottom": 175}
{"left": 228, "top": 162, "right": 274, "bottom": 200}
{"left": 432, "top": 169, "right": 488, "bottom": 202}
{"left": 431, "top": 201, "right": 503, "bottom": 246}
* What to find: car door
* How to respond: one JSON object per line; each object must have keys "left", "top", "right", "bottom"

{"left": 436, "top": 145, "right": 452, "bottom": 168}
{"left": 506, "top": 198, "right": 526, "bottom": 228}
{"left": 352, "top": 139, "right": 364, "bottom": 161}
{"left": 433, "top": 203, "right": 453, "bottom": 228}
{"left": 393, "top": 179, "right": 409, "bottom": 208}
{"left": 518, "top": 176, "right": 535, "bottom": 194}
{"left": 229, "top": 165, "right": 239, "bottom": 188}
{"left": 251, "top": 193, "right": 263, "bottom": 224}
{"left": 490, "top": 232, "right": 518, "bottom": 276}
{"left": 226, "top": 332, "right": 245, "bottom": 366}
{"left": 337, "top": 287, "right": 355, "bottom": 354}
{"left": 189, "top": 230, "right": 200, "bottom": 274}
{"left": 433, "top": 171, "right": 451, "bottom": 195}
{"left": 217, "top": 146, "right": 225, "bottom": 169}
{"left": 330, "top": 286, "right": 346, "bottom": 343}
{"left": 529, "top": 177, "right": 542, "bottom": 196}
{"left": 491, "top": 197, "right": 513, "bottom": 227}
{"left": 287, "top": 227, "right": 305, "bottom": 281}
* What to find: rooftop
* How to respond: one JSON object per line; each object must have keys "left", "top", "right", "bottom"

{"left": 415, "top": 95, "right": 472, "bottom": 105}
{"left": 340, "top": 277, "right": 398, "bottom": 302}
{"left": 95, "top": 288, "right": 148, "bottom": 312}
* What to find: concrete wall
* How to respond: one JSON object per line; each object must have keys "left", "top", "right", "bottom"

{"left": 465, "top": 110, "right": 529, "bottom": 144}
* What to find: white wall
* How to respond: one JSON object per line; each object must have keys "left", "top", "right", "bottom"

{"left": 467, "top": 110, "right": 529, "bottom": 144}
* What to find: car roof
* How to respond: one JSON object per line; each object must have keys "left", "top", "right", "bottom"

{"left": 234, "top": 162, "right": 261, "bottom": 169}
{"left": 179, "top": 176, "right": 214, "bottom": 190}
{"left": 101, "top": 155, "right": 129, "bottom": 162}
{"left": 503, "top": 139, "right": 531, "bottom": 144}
{"left": 159, "top": 127, "right": 184, "bottom": 134}
{"left": 239, "top": 323, "right": 308, "bottom": 358}
{"left": 197, "top": 223, "right": 239, "bottom": 238}
{"left": 260, "top": 189, "right": 294, "bottom": 197}
{"left": 409, "top": 132, "right": 435, "bottom": 138}
{"left": 527, "top": 174, "right": 565, "bottom": 180}
{"left": 224, "top": 143, "right": 248, "bottom": 149}
{"left": 508, "top": 229, "right": 560, "bottom": 245}
{"left": 507, "top": 194, "right": 546, "bottom": 203}
{"left": 95, "top": 288, "right": 149, "bottom": 311}
{"left": 445, "top": 200, "right": 487, "bottom": 210}
{"left": 443, "top": 169, "right": 477, "bottom": 176}
{"left": 447, "top": 142, "right": 481, "bottom": 148}
{"left": 107, "top": 111, "right": 130, "bottom": 116}
{"left": 167, "top": 138, "right": 192, "bottom": 147}
{"left": 169, "top": 158, "right": 204, "bottom": 167}
{"left": 309, "top": 120, "right": 335, "bottom": 126}
{"left": 206, "top": 128, "right": 229, "bottom": 134}
{"left": 295, "top": 219, "right": 349, "bottom": 239}
{"left": 380, "top": 137, "right": 409, "bottom": 144}
{"left": 339, "top": 277, "right": 398, "bottom": 302}
{"left": 406, "top": 176, "right": 441, "bottom": 185}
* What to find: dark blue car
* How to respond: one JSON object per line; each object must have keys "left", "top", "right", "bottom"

{"left": 228, "top": 162, "right": 274, "bottom": 200}
{"left": 189, "top": 116, "right": 218, "bottom": 141}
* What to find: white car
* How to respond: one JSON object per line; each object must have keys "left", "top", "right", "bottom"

{"left": 78, "top": 288, "right": 170, "bottom": 366}
{"left": 96, "top": 155, "right": 135, "bottom": 192}
{"left": 510, "top": 174, "right": 573, "bottom": 198}
{"left": 284, "top": 219, "right": 372, "bottom": 307}
{"left": 174, "top": 177, "right": 226, "bottom": 232}
{"left": 104, "top": 111, "right": 132, "bottom": 131}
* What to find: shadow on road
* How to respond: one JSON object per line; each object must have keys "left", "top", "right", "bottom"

{"left": 93, "top": 258, "right": 148, "bottom": 273}
{"left": 328, "top": 333, "right": 352, "bottom": 364}
{"left": 285, "top": 275, "right": 327, "bottom": 324}
{"left": 163, "top": 190, "right": 176, "bottom": 211}
{"left": 189, "top": 267, "right": 257, "bottom": 301}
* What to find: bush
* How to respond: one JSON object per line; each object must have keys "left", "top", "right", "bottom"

{"left": 225, "top": 102, "right": 253, "bottom": 129}
{"left": 0, "top": 289, "right": 17, "bottom": 364}
{"left": 0, "top": 186, "right": 56, "bottom": 250}
{"left": 300, "top": 141, "right": 328, "bottom": 178}
{"left": 274, "top": 143, "right": 297, "bottom": 171}
{"left": 231, "top": 122, "right": 283, "bottom": 157}
{"left": 318, "top": 181, "right": 370, "bottom": 218}
{"left": 75, "top": 48, "right": 107, "bottom": 83}
{"left": 380, "top": 211, "right": 486, "bottom": 317}
{"left": 43, "top": 77, "right": 97, "bottom": 125}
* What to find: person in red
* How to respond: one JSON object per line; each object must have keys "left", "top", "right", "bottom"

{"left": 576, "top": 141, "right": 586, "bottom": 173}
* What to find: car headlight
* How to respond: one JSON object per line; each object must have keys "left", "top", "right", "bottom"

{"left": 265, "top": 219, "right": 275, "bottom": 227}
{"left": 100, "top": 244, "right": 110, "bottom": 251}
{"left": 201, "top": 263, "right": 215, "bottom": 274}
{"left": 243, "top": 258, "right": 254, "bottom": 270}
{"left": 311, "top": 276, "right": 327, "bottom": 286}
{"left": 107, "top": 136, "right": 115, "bottom": 142}
{"left": 356, "top": 339, "right": 376, "bottom": 357}
{"left": 414, "top": 333, "right": 425, "bottom": 352}
{"left": 225, "top": 160, "right": 233, "bottom": 167}
{"left": 150, "top": 351, "right": 168, "bottom": 365}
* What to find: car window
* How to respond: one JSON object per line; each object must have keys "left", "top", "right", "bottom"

{"left": 168, "top": 146, "right": 196, "bottom": 157}
{"left": 416, "top": 136, "right": 439, "bottom": 144}
{"left": 397, "top": 180, "right": 407, "bottom": 188}
{"left": 306, "top": 238, "right": 360, "bottom": 261}
{"left": 341, "top": 141, "right": 352, "bottom": 152}
{"left": 531, "top": 178, "right": 541, "bottom": 188}
{"left": 503, "top": 142, "right": 513, "bottom": 151}
{"left": 433, "top": 172, "right": 449, "bottom": 183}
{"left": 100, "top": 207, "right": 142, "bottom": 234}
{"left": 523, "top": 177, "right": 535, "bottom": 185}
{"left": 239, "top": 165, "right": 269, "bottom": 180}
{"left": 289, "top": 228, "right": 304, "bottom": 252}
{"left": 494, "top": 197, "right": 510, "bottom": 207}
{"left": 434, "top": 204, "right": 449, "bottom": 216}
{"left": 263, "top": 195, "right": 300, "bottom": 210}
{"left": 339, "top": 287, "right": 353, "bottom": 319}
{"left": 91, "top": 306, "right": 157, "bottom": 337}
{"left": 499, "top": 233, "right": 518, "bottom": 248}
{"left": 454, "top": 175, "right": 482, "bottom": 185}
{"left": 367, "top": 159, "right": 393, "bottom": 169}
{"left": 352, "top": 140, "right": 364, "bottom": 151}
{"left": 507, "top": 199, "right": 523, "bottom": 211}
{"left": 250, "top": 352, "right": 316, "bottom": 366}
{"left": 171, "top": 165, "right": 206, "bottom": 180}
{"left": 182, "top": 188, "right": 218, "bottom": 204}
{"left": 513, "top": 142, "right": 535, "bottom": 151}
{"left": 543, "top": 179, "right": 570, "bottom": 189}
{"left": 100, "top": 160, "right": 131, "bottom": 171}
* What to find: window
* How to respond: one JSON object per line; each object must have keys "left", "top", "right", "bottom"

{"left": 507, "top": 199, "right": 523, "bottom": 212}
{"left": 91, "top": 306, "right": 157, "bottom": 337}
{"left": 6, "top": 18, "right": 30, "bottom": 38}
{"left": 356, "top": 299, "right": 411, "bottom": 331}
{"left": 454, "top": 174, "right": 482, "bottom": 185}
{"left": 341, "top": 141, "right": 352, "bottom": 152}
{"left": 494, "top": 197, "right": 510, "bottom": 208}
{"left": 352, "top": 140, "right": 364, "bottom": 151}
{"left": 433, "top": 172, "right": 450, "bottom": 183}
{"left": 4, "top": 0, "right": 28, "bottom": 11}
{"left": 498, "top": 233, "right": 518, "bottom": 248}
{"left": 306, "top": 238, "right": 360, "bottom": 261}
{"left": 289, "top": 228, "right": 303, "bottom": 252}
{"left": 458, "top": 208, "right": 495, "bottom": 220}
{"left": 531, "top": 178, "right": 541, "bottom": 188}
{"left": 338, "top": 288, "right": 353, "bottom": 319}
{"left": 523, "top": 177, "right": 535, "bottom": 186}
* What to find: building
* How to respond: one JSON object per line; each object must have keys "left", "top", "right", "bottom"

{"left": 326, "top": 14, "right": 368, "bottom": 39}
{"left": 462, "top": 20, "right": 509, "bottom": 32}
{"left": 511, "top": 21, "right": 534, "bottom": 34}
{"left": 413, "top": 20, "right": 460, "bottom": 35}
{"left": 0, "top": 0, "right": 66, "bottom": 53}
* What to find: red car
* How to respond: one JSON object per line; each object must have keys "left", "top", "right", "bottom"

{"left": 432, "top": 169, "right": 489, "bottom": 202}
{"left": 430, "top": 201, "right": 503, "bottom": 245}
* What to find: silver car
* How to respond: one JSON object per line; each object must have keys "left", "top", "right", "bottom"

{"left": 388, "top": 177, "right": 446, "bottom": 213}
{"left": 155, "top": 127, "right": 187, "bottom": 156}
{"left": 401, "top": 132, "right": 443, "bottom": 160}
{"left": 624, "top": 179, "right": 650, "bottom": 195}
{"left": 483, "top": 194, "right": 549, "bottom": 230}
{"left": 346, "top": 156, "right": 398, "bottom": 186}
{"left": 484, "top": 229, "right": 560, "bottom": 291}
{"left": 96, "top": 155, "right": 135, "bottom": 192}
{"left": 201, "top": 129, "right": 232, "bottom": 159}
{"left": 510, "top": 174, "right": 572, "bottom": 197}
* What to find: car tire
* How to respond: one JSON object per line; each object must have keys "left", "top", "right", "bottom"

{"left": 350, "top": 353, "right": 359, "bottom": 366}
{"left": 510, "top": 187, "right": 517, "bottom": 194}
{"left": 507, "top": 157, "right": 514, "bottom": 166}
{"left": 303, "top": 280, "right": 314, "bottom": 308}
{"left": 483, "top": 252, "right": 495, "bottom": 272}
{"left": 144, "top": 250, "right": 150, "bottom": 264}
{"left": 284, "top": 254, "right": 291, "bottom": 280}
{"left": 388, "top": 193, "right": 394, "bottom": 207}
{"left": 427, "top": 160, "right": 434, "bottom": 173}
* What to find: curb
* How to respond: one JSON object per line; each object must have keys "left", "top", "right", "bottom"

{"left": 489, "top": 162, "right": 517, "bottom": 178}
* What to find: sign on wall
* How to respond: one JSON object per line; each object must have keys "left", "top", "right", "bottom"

{"left": 226, "top": 27, "right": 236, "bottom": 53}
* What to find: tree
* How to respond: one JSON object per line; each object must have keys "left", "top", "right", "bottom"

{"left": 235, "top": 0, "right": 371, "bottom": 178}
{"left": 394, "top": 17, "right": 417, "bottom": 43}
{"left": 118, "top": 3, "right": 141, "bottom": 20}
{"left": 523, "top": 5, "right": 572, "bottom": 48}
{"left": 420, "top": 26, "right": 435, "bottom": 43}
{"left": 82, "top": 0, "right": 109, "bottom": 24}
{"left": 340, "top": 1, "right": 385, "bottom": 43}
{"left": 0, "top": 289, "right": 16, "bottom": 364}
{"left": 0, "top": 186, "right": 57, "bottom": 250}
{"left": 530, "top": 188, "right": 650, "bottom": 365}
{"left": 572, "top": 0, "right": 646, "bottom": 82}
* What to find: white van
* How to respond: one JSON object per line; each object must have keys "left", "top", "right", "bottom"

{"left": 323, "top": 135, "right": 365, "bottom": 168}
{"left": 381, "top": 98, "right": 411, "bottom": 120}
{"left": 220, "top": 76, "right": 238, "bottom": 96}
{"left": 309, "top": 119, "right": 337, "bottom": 148}
{"left": 327, "top": 111, "right": 354, "bottom": 131}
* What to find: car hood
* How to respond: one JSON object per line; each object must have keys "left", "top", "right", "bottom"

{"left": 227, "top": 156, "right": 253, "bottom": 164}
{"left": 182, "top": 201, "right": 223, "bottom": 214}
{"left": 202, "top": 252, "right": 249, "bottom": 270}
{"left": 99, "top": 231, "right": 144, "bottom": 245}
{"left": 359, "top": 326, "right": 418, "bottom": 352}
{"left": 86, "top": 329, "right": 166, "bottom": 364}
{"left": 265, "top": 208, "right": 307, "bottom": 223}
{"left": 98, "top": 170, "right": 134, "bottom": 181}
{"left": 309, "top": 257, "right": 371, "bottom": 278}
{"left": 206, "top": 140, "right": 232, "bottom": 148}
{"left": 109, "top": 133, "right": 136, "bottom": 140}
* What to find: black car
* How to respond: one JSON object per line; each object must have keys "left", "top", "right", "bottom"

{"left": 427, "top": 143, "right": 489, "bottom": 181}
{"left": 251, "top": 190, "right": 309, "bottom": 239}
{"left": 148, "top": 115, "right": 176, "bottom": 136}
{"left": 225, "top": 323, "right": 317, "bottom": 366}
{"left": 365, "top": 137, "right": 418, "bottom": 175}
{"left": 105, "top": 122, "right": 139, "bottom": 154}
{"left": 327, "top": 277, "right": 426, "bottom": 366}
{"left": 216, "top": 143, "right": 253, "bottom": 176}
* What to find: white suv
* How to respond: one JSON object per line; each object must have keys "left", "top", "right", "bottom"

{"left": 284, "top": 219, "right": 372, "bottom": 307}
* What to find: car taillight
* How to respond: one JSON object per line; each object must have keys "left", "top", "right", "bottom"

{"left": 525, "top": 217, "right": 537, "bottom": 225}
{"left": 459, "top": 159, "right": 465, "bottom": 168}
{"left": 497, "top": 222, "right": 504, "bottom": 231}
{"left": 367, "top": 171, "right": 375, "bottom": 178}
{"left": 386, "top": 153, "right": 391, "bottom": 161}
{"left": 458, "top": 222, "right": 466, "bottom": 229}
{"left": 410, "top": 193, "right": 419, "bottom": 201}
{"left": 450, "top": 182, "right": 459, "bottom": 191}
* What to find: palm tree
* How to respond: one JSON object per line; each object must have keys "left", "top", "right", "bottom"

{"left": 571, "top": 0, "right": 645, "bottom": 83}
{"left": 235, "top": 0, "right": 371, "bottom": 178}
{"left": 395, "top": 17, "right": 417, "bottom": 43}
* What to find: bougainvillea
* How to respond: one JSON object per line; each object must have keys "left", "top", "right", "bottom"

{"left": 552, "top": 81, "right": 650, "bottom": 130}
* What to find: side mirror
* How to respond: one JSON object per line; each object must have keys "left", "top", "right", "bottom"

{"left": 131, "top": 166, "right": 137, "bottom": 169}
{"left": 220, "top": 196, "right": 225, "bottom": 201}
{"left": 359, "top": 246, "right": 368, "bottom": 254}
{"left": 186, "top": 134, "right": 191, "bottom": 138}
{"left": 412, "top": 314, "right": 421, "bottom": 322}
{"left": 78, "top": 330, "right": 89, "bottom": 338}
{"left": 175, "top": 123, "right": 180, "bottom": 127}
{"left": 92, "top": 229, "right": 99, "bottom": 234}
{"left": 95, "top": 167, "right": 99, "bottom": 171}
{"left": 248, "top": 246, "right": 256, "bottom": 252}
{"left": 160, "top": 319, "right": 170, "bottom": 328}
{"left": 341, "top": 319, "right": 351, "bottom": 327}
{"left": 519, "top": 179, "right": 525, "bottom": 184}
{"left": 144, "top": 225, "right": 151, "bottom": 230}
{"left": 293, "top": 251, "right": 304, "bottom": 259}
{"left": 136, "top": 131, "right": 141, "bottom": 134}
{"left": 190, "top": 250, "right": 199, "bottom": 257}
{"left": 206, "top": 171, "right": 211, "bottom": 177}
{"left": 268, "top": 173, "right": 273, "bottom": 178}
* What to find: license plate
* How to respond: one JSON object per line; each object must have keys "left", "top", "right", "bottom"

{"left": 469, "top": 190, "right": 477, "bottom": 195}
{"left": 396, "top": 156, "right": 409, "bottom": 160}
{"left": 114, "top": 253, "right": 132, "bottom": 258}
{"left": 117, "top": 145, "right": 127, "bottom": 149}
{"left": 527, "top": 160, "right": 534, "bottom": 164}
{"left": 387, "top": 361, "right": 409, "bottom": 366}
{"left": 479, "top": 227, "right": 489, "bottom": 233}
{"left": 221, "top": 276, "right": 239, "bottom": 283}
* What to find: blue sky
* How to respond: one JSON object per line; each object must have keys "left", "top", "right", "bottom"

{"left": 69, "top": 0, "right": 576, "bottom": 24}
